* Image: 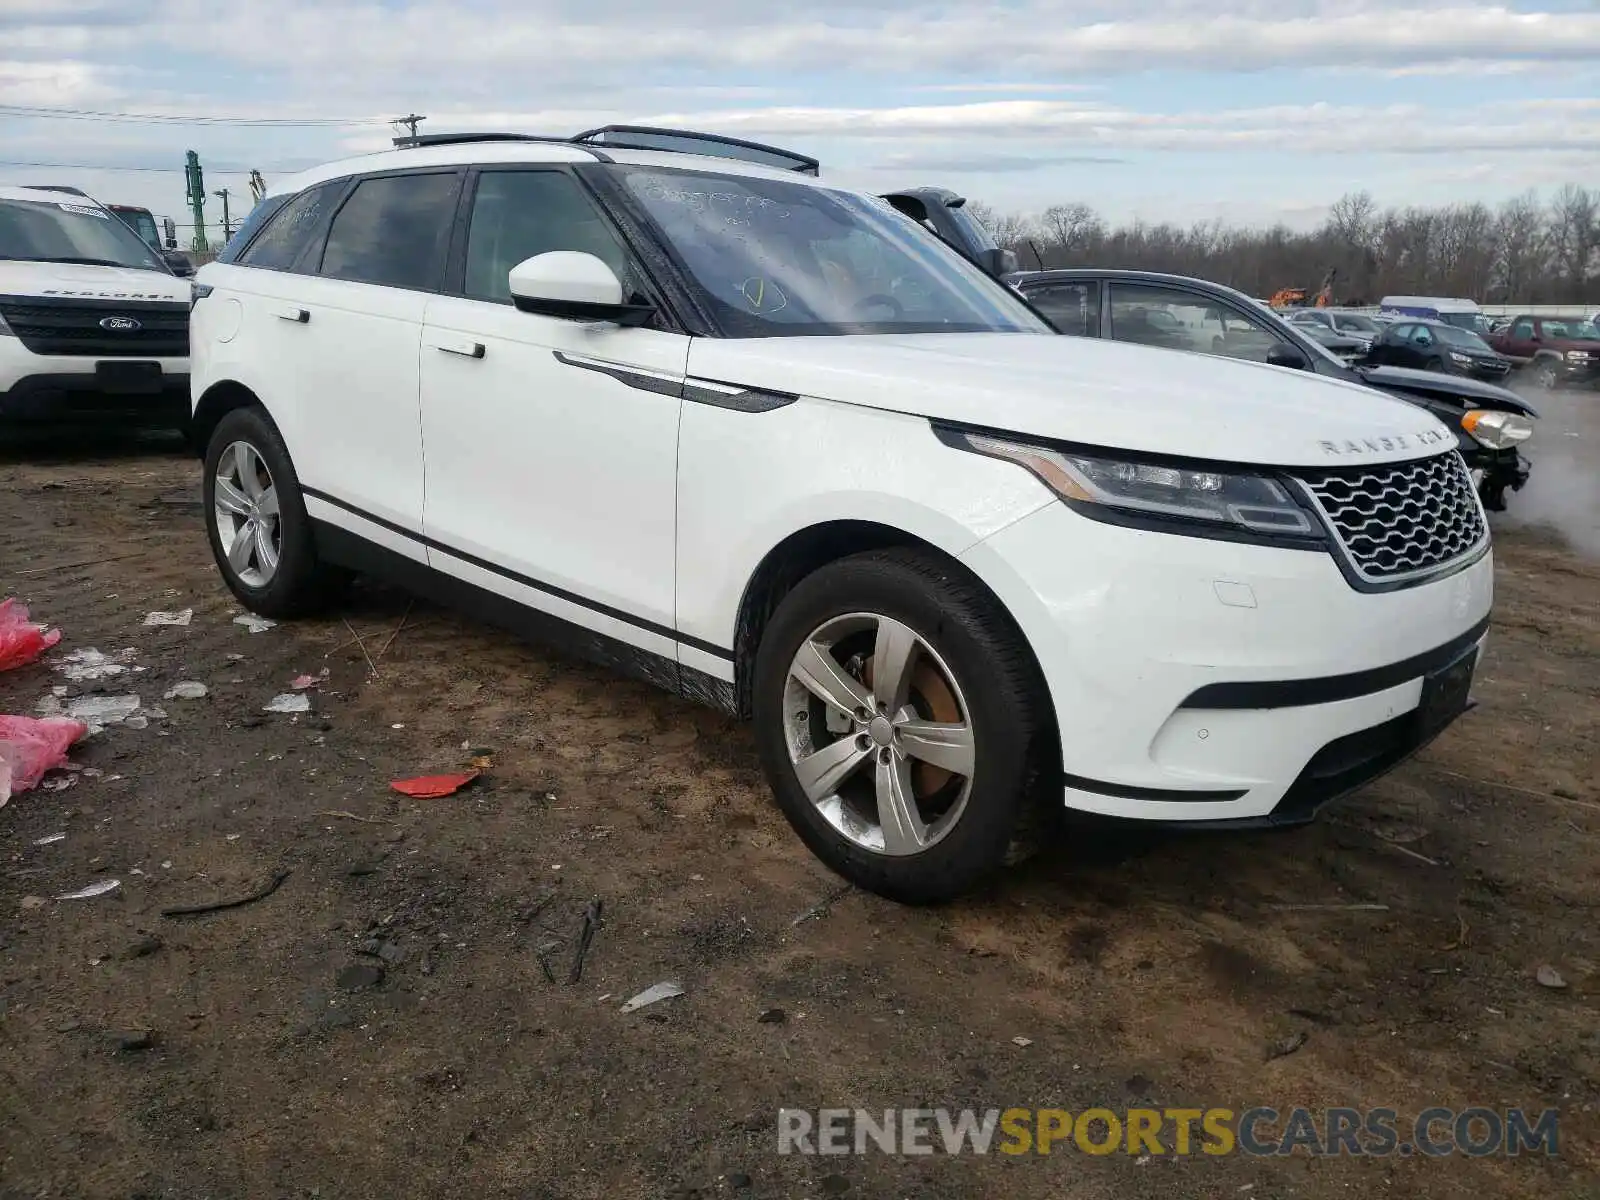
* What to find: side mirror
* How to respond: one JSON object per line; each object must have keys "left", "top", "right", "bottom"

{"left": 1266, "top": 343, "right": 1310, "bottom": 370}
{"left": 161, "top": 250, "right": 194, "bottom": 278}
{"left": 978, "top": 247, "right": 1018, "bottom": 277}
{"left": 162, "top": 216, "right": 178, "bottom": 250}
{"left": 508, "top": 252, "right": 654, "bottom": 326}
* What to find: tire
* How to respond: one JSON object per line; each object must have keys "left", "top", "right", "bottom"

{"left": 1532, "top": 359, "right": 1559, "bottom": 390}
{"left": 1424, "top": 356, "right": 1446, "bottom": 374}
{"left": 751, "top": 548, "right": 1051, "bottom": 904}
{"left": 202, "top": 405, "right": 343, "bottom": 618}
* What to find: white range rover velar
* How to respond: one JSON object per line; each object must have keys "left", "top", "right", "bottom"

{"left": 188, "top": 128, "right": 1493, "bottom": 902}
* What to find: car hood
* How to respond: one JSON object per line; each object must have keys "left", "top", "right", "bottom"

{"left": 0, "top": 259, "right": 187, "bottom": 303}
{"left": 1542, "top": 337, "right": 1600, "bottom": 351}
{"left": 1356, "top": 364, "right": 1538, "bottom": 416}
{"left": 688, "top": 332, "right": 1458, "bottom": 467}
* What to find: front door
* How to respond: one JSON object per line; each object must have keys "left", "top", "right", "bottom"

{"left": 419, "top": 167, "right": 689, "bottom": 658}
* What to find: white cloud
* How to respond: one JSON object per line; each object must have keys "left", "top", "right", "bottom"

{"left": 0, "top": 60, "right": 122, "bottom": 106}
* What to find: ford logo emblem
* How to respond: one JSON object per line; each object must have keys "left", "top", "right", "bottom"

{"left": 99, "top": 316, "right": 141, "bottom": 331}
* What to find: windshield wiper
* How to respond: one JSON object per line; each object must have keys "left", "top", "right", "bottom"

{"left": 34, "top": 256, "right": 138, "bottom": 268}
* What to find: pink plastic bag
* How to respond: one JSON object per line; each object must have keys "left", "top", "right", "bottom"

{"left": 0, "top": 715, "right": 87, "bottom": 807}
{"left": 0, "top": 598, "right": 62, "bottom": 672}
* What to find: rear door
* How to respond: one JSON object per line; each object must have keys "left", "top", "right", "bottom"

{"left": 290, "top": 169, "right": 463, "bottom": 557}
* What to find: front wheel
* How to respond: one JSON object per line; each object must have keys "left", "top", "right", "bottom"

{"left": 752, "top": 549, "right": 1051, "bottom": 904}
{"left": 203, "top": 406, "right": 343, "bottom": 617}
{"left": 1532, "top": 359, "right": 1559, "bottom": 389}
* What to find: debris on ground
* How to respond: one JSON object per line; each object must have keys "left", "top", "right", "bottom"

{"left": 568, "top": 898, "right": 603, "bottom": 984}
{"left": 37, "top": 693, "right": 143, "bottom": 735}
{"left": 233, "top": 614, "right": 276, "bottom": 634}
{"left": 163, "top": 681, "right": 209, "bottom": 700}
{"left": 290, "top": 669, "right": 329, "bottom": 690}
{"left": 53, "top": 647, "right": 138, "bottom": 683}
{"left": 790, "top": 880, "right": 855, "bottom": 926}
{"left": 1011, "top": 1036, "right": 1034, "bottom": 1047}
{"left": 34, "top": 832, "right": 66, "bottom": 845}
{"left": 114, "top": 1029, "right": 156, "bottom": 1053}
{"left": 391, "top": 770, "right": 479, "bottom": 799}
{"left": 263, "top": 693, "right": 311, "bottom": 715}
{"left": 1535, "top": 964, "right": 1568, "bottom": 990}
{"left": 1267, "top": 1030, "right": 1309, "bottom": 1060}
{"left": 0, "top": 598, "right": 62, "bottom": 671}
{"left": 160, "top": 868, "right": 291, "bottom": 918}
{"left": 620, "top": 982, "right": 685, "bottom": 1013}
{"left": 757, "top": 1008, "right": 787, "bottom": 1024}
{"left": 56, "top": 878, "right": 121, "bottom": 901}
{"left": 0, "top": 714, "right": 88, "bottom": 806}
{"left": 142, "top": 609, "right": 193, "bottom": 627}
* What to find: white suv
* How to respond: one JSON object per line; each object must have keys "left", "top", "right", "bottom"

{"left": 189, "top": 128, "right": 1493, "bottom": 902}
{"left": 1, "top": 185, "right": 191, "bottom": 430}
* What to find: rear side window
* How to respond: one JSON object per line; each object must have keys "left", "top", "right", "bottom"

{"left": 235, "top": 186, "right": 338, "bottom": 272}
{"left": 1511, "top": 319, "right": 1534, "bottom": 338}
{"left": 1025, "top": 281, "right": 1099, "bottom": 336}
{"left": 319, "top": 172, "right": 461, "bottom": 291}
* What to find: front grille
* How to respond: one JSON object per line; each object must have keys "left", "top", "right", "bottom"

{"left": 1296, "top": 451, "right": 1487, "bottom": 584}
{"left": 0, "top": 296, "right": 188, "bottom": 358}
{"left": 1474, "top": 360, "right": 1510, "bottom": 376}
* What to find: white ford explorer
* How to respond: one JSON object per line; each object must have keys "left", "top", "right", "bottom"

{"left": 189, "top": 128, "right": 1493, "bottom": 902}
{"left": 1, "top": 185, "right": 192, "bottom": 430}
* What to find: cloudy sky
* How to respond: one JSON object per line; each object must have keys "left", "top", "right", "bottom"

{"left": 2, "top": 0, "right": 1598, "bottom": 243}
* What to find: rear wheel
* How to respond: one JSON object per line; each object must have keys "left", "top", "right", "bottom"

{"left": 752, "top": 549, "right": 1050, "bottom": 904}
{"left": 203, "top": 406, "right": 343, "bottom": 617}
{"left": 1532, "top": 359, "right": 1559, "bottom": 389}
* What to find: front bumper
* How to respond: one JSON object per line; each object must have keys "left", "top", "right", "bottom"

{"left": 961, "top": 503, "right": 1494, "bottom": 825}
{"left": 0, "top": 360, "right": 190, "bottom": 427}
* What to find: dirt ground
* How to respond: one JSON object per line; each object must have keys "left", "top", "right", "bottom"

{"left": 1, "top": 389, "right": 1596, "bottom": 1200}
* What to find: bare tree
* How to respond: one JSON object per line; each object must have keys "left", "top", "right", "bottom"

{"left": 1548, "top": 184, "right": 1598, "bottom": 303}
{"left": 970, "top": 183, "right": 1597, "bottom": 302}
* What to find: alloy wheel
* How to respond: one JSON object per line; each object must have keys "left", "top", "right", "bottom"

{"left": 781, "top": 612, "right": 975, "bottom": 856}
{"left": 213, "top": 440, "right": 282, "bottom": 588}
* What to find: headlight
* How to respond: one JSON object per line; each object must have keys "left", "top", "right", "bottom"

{"left": 1566, "top": 350, "right": 1590, "bottom": 362}
{"left": 1461, "top": 409, "right": 1533, "bottom": 449}
{"left": 1449, "top": 352, "right": 1472, "bottom": 366}
{"left": 944, "top": 430, "right": 1323, "bottom": 544}
{"left": 0, "top": 312, "right": 12, "bottom": 337}
{"left": 190, "top": 282, "right": 213, "bottom": 310}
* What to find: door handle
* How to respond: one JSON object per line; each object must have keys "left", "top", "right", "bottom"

{"left": 426, "top": 336, "right": 485, "bottom": 359}
{"left": 271, "top": 305, "right": 309, "bottom": 324}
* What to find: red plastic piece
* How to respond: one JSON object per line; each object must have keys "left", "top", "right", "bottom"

{"left": 0, "top": 599, "right": 62, "bottom": 672}
{"left": 390, "top": 770, "right": 480, "bottom": 799}
{"left": 0, "top": 715, "right": 88, "bottom": 805}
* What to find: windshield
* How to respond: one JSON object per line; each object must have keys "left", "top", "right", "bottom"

{"left": 0, "top": 197, "right": 167, "bottom": 271}
{"left": 617, "top": 167, "right": 1049, "bottom": 337}
{"left": 1434, "top": 324, "right": 1493, "bottom": 352}
{"left": 1544, "top": 319, "right": 1600, "bottom": 340}
{"left": 1332, "top": 313, "right": 1380, "bottom": 334}
{"left": 113, "top": 208, "right": 161, "bottom": 250}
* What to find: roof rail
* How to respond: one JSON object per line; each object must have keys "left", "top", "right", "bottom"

{"left": 391, "top": 131, "right": 597, "bottom": 151}
{"left": 571, "top": 125, "right": 820, "bottom": 175}
{"left": 388, "top": 125, "right": 821, "bottom": 175}
{"left": 25, "top": 183, "right": 92, "bottom": 197}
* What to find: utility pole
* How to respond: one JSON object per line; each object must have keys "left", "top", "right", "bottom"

{"left": 214, "top": 187, "right": 233, "bottom": 240}
{"left": 392, "top": 113, "right": 426, "bottom": 140}
{"left": 183, "top": 150, "right": 208, "bottom": 254}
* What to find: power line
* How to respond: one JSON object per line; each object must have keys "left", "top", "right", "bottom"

{"left": 0, "top": 103, "right": 383, "bottom": 127}
{"left": 0, "top": 160, "right": 279, "bottom": 174}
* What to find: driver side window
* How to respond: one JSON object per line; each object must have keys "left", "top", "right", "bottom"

{"left": 1108, "top": 283, "right": 1281, "bottom": 362}
{"left": 1410, "top": 326, "right": 1435, "bottom": 346}
{"left": 462, "top": 170, "right": 637, "bottom": 304}
{"left": 1511, "top": 319, "right": 1534, "bottom": 339}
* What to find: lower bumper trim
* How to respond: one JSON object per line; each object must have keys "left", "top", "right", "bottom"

{"left": 1062, "top": 772, "right": 1247, "bottom": 803}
